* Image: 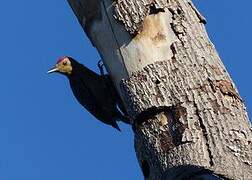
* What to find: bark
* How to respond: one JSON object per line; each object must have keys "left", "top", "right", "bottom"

{"left": 67, "top": 0, "right": 252, "bottom": 179}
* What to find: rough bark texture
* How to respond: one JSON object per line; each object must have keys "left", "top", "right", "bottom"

{"left": 68, "top": 0, "right": 252, "bottom": 179}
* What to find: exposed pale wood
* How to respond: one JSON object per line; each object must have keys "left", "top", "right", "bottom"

{"left": 68, "top": 0, "right": 252, "bottom": 179}
{"left": 68, "top": 0, "right": 178, "bottom": 93}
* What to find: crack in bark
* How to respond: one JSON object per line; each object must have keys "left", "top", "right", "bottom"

{"left": 207, "top": 78, "right": 216, "bottom": 93}
{"left": 168, "top": 5, "right": 187, "bottom": 39}
{"left": 193, "top": 102, "right": 214, "bottom": 167}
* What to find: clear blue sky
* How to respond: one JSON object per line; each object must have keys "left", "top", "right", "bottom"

{"left": 0, "top": 1, "right": 251, "bottom": 180}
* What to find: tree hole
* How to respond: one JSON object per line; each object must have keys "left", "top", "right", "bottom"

{"left": 149, "top": 5, "right": 165, "bottom": 15}
{"left": 155, "top": 79, "right": 161, "bottom": 85}
{"left": 177, "top": 8, "right": 182, "bottom": 15}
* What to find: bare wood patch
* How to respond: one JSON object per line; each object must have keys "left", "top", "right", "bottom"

{"left": 193, "top": 102, "right": 214, "bottom": 167}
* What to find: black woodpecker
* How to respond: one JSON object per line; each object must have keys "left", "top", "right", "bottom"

{"left": 47, "top": 56, "right": 130, "bottom": 131}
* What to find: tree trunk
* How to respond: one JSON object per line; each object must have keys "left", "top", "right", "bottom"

{"left": 67, "top": 0, "right": 252, "bottom": 179}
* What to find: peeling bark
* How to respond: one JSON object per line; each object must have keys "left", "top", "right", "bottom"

{"left": 68, "top": 0, "right": 252, "bottom": 179}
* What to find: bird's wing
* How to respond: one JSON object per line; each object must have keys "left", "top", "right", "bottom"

{"left": 70, "top": 78, "right": 97, "bottom": 112}
{"left": 78, "top": 66, "right": 117, "bottom": 112}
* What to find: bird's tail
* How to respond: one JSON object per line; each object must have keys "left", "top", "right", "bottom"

{"left": 118, "top": 112, "right": 131, "bottom": 125}
{"left": 115, "top": 104, "right": 131, "bottom": 125}
{"left": 112, "top": 122, "right": 121, "bottom": 132}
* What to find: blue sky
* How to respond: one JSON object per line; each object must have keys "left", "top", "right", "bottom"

{"left": 0, "top": 1, "right": 251, "bottom": 180}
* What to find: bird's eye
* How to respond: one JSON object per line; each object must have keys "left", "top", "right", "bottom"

{"left": 63, "top": 61, "right": 67, "bottom": 66}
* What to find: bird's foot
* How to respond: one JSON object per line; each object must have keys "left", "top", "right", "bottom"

{"left": 98, "top": 60, "right": 105, "bottom": 76}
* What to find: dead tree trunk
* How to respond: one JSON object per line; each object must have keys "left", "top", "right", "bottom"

{"left": 67, "top": 0, "right": 252, "bottom": 179}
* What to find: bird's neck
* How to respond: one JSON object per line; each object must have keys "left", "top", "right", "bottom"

{"left": 67, "top": 60, "right": 98, "bottom": 80}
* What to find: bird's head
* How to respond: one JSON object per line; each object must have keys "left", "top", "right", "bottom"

{"left": 47, "top": 56, "right": 73, "bottom": 75}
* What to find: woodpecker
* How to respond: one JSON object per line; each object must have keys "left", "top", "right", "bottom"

{"left": 47, "top": 56, "right": 130, "bottom": 131}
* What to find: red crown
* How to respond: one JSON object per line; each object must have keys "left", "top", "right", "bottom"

{"left": 57, "top": 56, "right": 67, "bottom": 64}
